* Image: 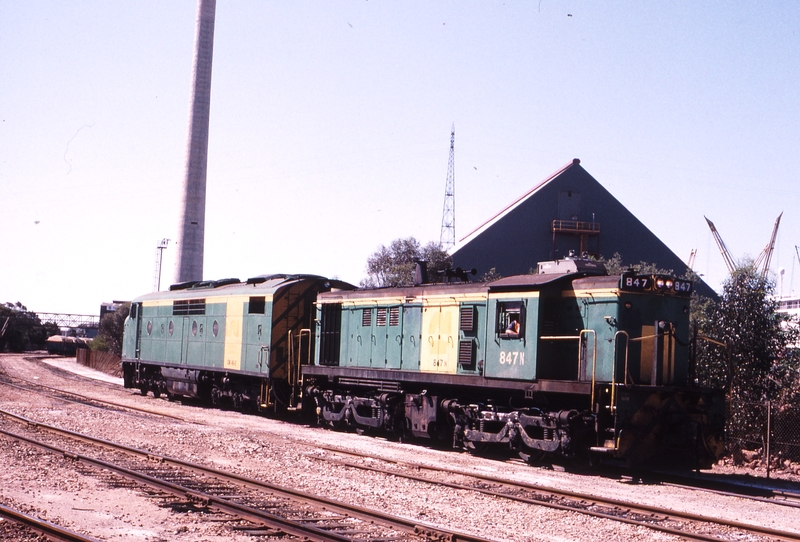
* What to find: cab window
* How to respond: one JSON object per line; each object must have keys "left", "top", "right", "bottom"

{"left": 498, "top": 301, "right": 524, "bottom": 338}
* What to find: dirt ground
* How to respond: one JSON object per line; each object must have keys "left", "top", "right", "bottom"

{"left": 1, "top": 353, "right": 798, "bottom": 541}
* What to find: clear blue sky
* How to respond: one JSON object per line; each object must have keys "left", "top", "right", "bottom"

{"left": 1, "top": 1, "right": 799, "bottom": 315}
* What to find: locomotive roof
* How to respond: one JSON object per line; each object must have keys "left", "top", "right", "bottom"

{"left": 571, "top": 274, "right": 623, "bottom": 290}
{"left": 132, "top": 274, "right": 354, "bottom": 303}
{"left": 318, "top": 270, "right": 618, "bottom": 301}
{"left": 487, "top": 271, "right": 598, "bottom": 292}
{"left": 317, "top": 280, "right": 488, "bottom": 301}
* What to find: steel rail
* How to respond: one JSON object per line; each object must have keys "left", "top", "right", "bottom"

{"left": 0, "top": 409, "right": 492, "bottom": 542}
{"left": 316, "top": 445, "right": 800, "bottom": 542}
{"left": 0, "top": 426, "right": 375, "bottom": 542}
{"left": 0, "top": 502, "right": 101, "bottom": 542}
{"left": 648, "top": 475, "right": 800, "bottom": 510}
{"left": 0, "top": 375, "right": 195, "bottom": 423}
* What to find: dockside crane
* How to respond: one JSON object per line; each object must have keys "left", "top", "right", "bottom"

{"left": 704, "top": 213, "right": 782, "bottom": 278}
{"left": 753, "top": 212, "right": 782, "bottom": 279}
{"left": 704, "top": 216, "right": 736, "bottom": 274}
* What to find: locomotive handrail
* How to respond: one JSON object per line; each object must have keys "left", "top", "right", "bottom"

{"left": 629, "top": 332, "right": 668, "bottom": 342}
{"left": 287, "top": 329, "right": 311, "bottom": 409}
{"left": 612, "top": 331, "right": 630, "bottom": 422}
{"left": 581, "top": 330, "right": 597, "bottom": 410}
{"left": 614, "top": 330, "right": 631, "bottom": 389}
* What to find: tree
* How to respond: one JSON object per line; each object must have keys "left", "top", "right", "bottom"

{"left": 91, "top": 303, "right": 130, "bottom": 357}
{"left": 0, "top": 302, "right": 57, "bottom": 352}
{"left": 694, "top": 265, "right": 800, "bottom": 452}
{"left": 361, "top": 237, "right": 453, "bottom": 288}
{"left": 601, "top": 252, "right": 714, "bottom": 341}
{"left": 481, "top": 267, "right": 502, "bottom": 282}
{"left": 601, "top": 252, "right": 674, "bottom": 276}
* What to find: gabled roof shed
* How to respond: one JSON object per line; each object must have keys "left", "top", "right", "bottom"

{"left": 451, "top": 159, "right": 716, "bottom": 298}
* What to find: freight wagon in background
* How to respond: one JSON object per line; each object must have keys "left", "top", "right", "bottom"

{"left": 122, "top": 259, "right": 725, "bottom": 469}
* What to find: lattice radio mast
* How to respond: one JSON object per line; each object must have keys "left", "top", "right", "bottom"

{"left": 439, "top": 124, "right": 456, "bottom": 250}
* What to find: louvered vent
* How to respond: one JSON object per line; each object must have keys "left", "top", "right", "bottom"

{"left": 376, "top": 307, "right": 387, "bottom": 326}
{"left": 460, "top": 306, "right": 475, "bottom": 331}
{"left": 459, "top": 340, "right": 475, "bottom": 366}
{"left": 389, "top": 307, "right": 400, "bottom": 326}
{"left": 173, "top": 299, "right": 206, "bottom": 316}
{"left": 362, "top": 308, "right": 372, "bottom": 327}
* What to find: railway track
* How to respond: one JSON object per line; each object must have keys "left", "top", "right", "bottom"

{"left": 0, "top": 502, "right": 101, "bottom": 542}
{"left": 0, "top": 408, "right": 492, "bottom": 542}
{"left": 312, "top": 445, "right": 800, "bottom": 541}
{"left": 0, "top": 371, "right": 196, "bottom": 424}
{"left": 614, "top": 467, "right": 800, "bottom": 510}
{"left": 3, "top": 355, "right": 798, "bottom": 540}
{"left": 17, "top": 374, "right": 800, "bottom": 513}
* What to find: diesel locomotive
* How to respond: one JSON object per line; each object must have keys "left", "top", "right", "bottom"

{"left": 121, "top": 259, "right": 725, "bottom": 468}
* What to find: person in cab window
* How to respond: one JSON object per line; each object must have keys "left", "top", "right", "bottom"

{"left": 506, "top": 314, "right": 520, "bottom": 335}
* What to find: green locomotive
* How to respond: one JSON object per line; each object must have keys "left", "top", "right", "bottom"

{"left": 306, "top": 258, "right": 724, "bottom": 467}
{"left": 122, "top": 260, "right": 725, "bottom": 467}
{"left": 122, "top": 274, "right": 353, "bottom": 409}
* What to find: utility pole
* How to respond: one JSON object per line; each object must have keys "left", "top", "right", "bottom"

{"left": 153, "top": 239, "right": 170, "bottom": 292}
{"left": 439, "top": 124, "right": 456, "bottom": 250}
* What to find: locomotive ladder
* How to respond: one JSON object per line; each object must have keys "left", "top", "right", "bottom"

{"left": 287, "top": 328, "right": 311, "bottom": 410}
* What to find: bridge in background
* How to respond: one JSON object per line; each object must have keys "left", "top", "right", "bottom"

{"left": 36, "top": 313, "right": 100, "bottom": 329}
